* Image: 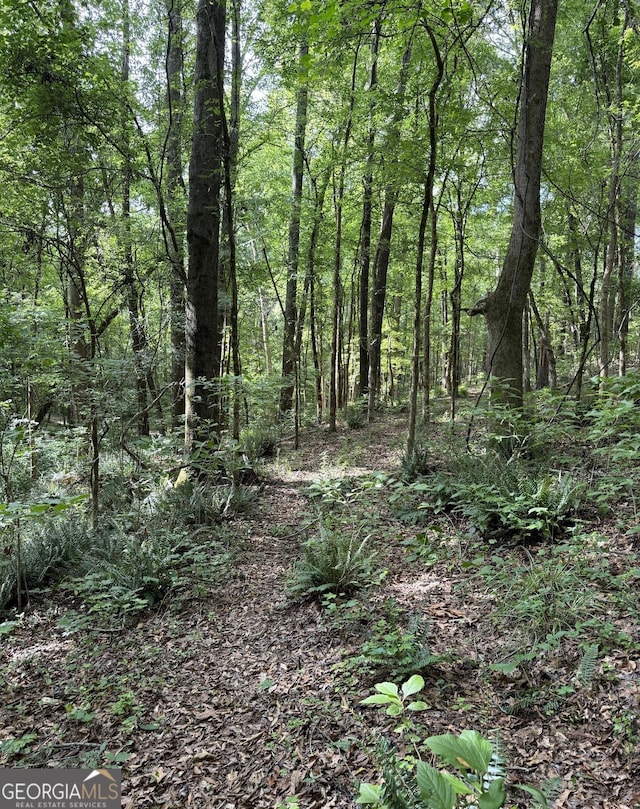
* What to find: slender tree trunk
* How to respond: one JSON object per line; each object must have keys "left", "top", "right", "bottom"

{"left": 368, "top": 43, "right": 412, "bottom": 417}
{"left": 358, "top": 19, "right": 380, "bottom": 397}
{"left": 258, "top": 289, "right": 272, "bottom": 374}
{"left": 329, "top": 46, "right": 359, "bottom": 432}
{"left": 408, "top": 25, "right": 443, "bottom": 454}
{"left": 616, "top": 151, "right": 637, "bottom": 376}
{"left": 469, "top": 0, "right": 558, "bottom": 411}
{"left": 122, "top": 0, "right": 150, "bottom": 436}
{"left": 165, "top": 0, "right": 187, "bottom": 427}
{"left": 421, "top": 200, "right": 439, "bottom": 422}
{"left": 280, "top": 42, "right": 309, "bottom": 415}
{"left": 184, "top": 0, "right": 226, "bottom": 458}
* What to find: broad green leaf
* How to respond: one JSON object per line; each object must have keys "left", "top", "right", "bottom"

{"left": 416, "top": 761, "right": 457, "bottom": 809}
{"left": 360, "top": 694, "right": 397, "bottom": 706}
{"left": 439, "top": 771, "right": 474, "bottom": 795}
{"left": 478, "top": 778, "right": 506, "bottom": 809}
{"left": 374, "top": 682, "right": 400, "bottom": 698}
{"left": 386, "top": 703, "right": 403, "bottom": 716}
{"left": 425, "top": 730, "right": 493, "bottom": 774}
{"left": 401, "top": 674, "right": 424, "bottom": 698}
{"left": 513, "top": 784, "right": 550, "bottom": 807}
{"left": 407, "top": 700, "right": 429, "bottom": 711}
{"left": 356, "top": 782, "right": 382, "bottom": 804}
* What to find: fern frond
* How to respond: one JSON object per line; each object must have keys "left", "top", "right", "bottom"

{"left": 484, "top": 734, "right": 507, "bottom": 789}
{"left": 576, "top": 643, "right": 599, "bottom": 685}
{"left": 540, "top": 776, "right": 564, "bottom": 803}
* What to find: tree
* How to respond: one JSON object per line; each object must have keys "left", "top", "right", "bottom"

{"left": 280, "top": 41, "right": 309, "bottom": 416}
{"left": 470, "top": 0, "right": 558, "bottom": 410}
{"left": 184, "top": 0, "right": 226, "bottom": 458}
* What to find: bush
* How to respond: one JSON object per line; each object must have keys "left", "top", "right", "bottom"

{"left": 396, "top": 451, "right": 582, "bottom": 542}
{"left": 400, "top": 440, "right": 432, "bottom": 481}
{"left": 287, "top": 520, "right": 380, "bottom": 601}
{"left": 346, "top": 401, "right": 367, "bottom": 430}
{"left": 240, "top": 424, "right": 279, "bottom": 463}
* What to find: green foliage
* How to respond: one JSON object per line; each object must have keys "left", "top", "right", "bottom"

{"left": 286, "top": 520, "right": 381, "bottom": 601}
{"left": 353, "top": 613, "right": 446, "bottom": 678}
{"left": 240, "top": 424, "right": 279, "bottom": 462}
{"left": 346, "top": 400, "right": 367, "bottom": 430}
{"left": 360, "top": 675, "right": 429, "bottom": 716}
{"left": 400, "top": 441, "right": 432, "bottom": 481}
{"left": 394, "top": 450, "right": 582, "bottom": 542}
{"left": 0, "top": 733, "right": 38, "bottom": 759}
{"left": 358, "top": 677, "right": 547, "bottom": 809}
{"left": 0, "top": 503, "right": 89, "bottom": 611}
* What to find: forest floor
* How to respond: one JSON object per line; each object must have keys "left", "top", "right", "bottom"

{"left": 1, "top": 412, "right": 639, "bottom": 808}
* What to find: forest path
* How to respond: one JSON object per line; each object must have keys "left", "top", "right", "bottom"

{"left": 3, "top": 413, "right": 637, "bottom": 809}
{"left": 122, "top": 415, "right": 410, "bottom": 808}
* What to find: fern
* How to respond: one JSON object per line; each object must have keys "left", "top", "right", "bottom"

{"left": 576, "top": 643, "right": 599, "bottom": 685}
{"left": 539, "top": 777, "right": 564, "bottom": 804}
{"left": 484, "top": 735, "right": 507, "bottom": 790}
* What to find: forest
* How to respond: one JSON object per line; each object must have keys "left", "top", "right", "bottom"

{"left": 0, "top": 0, "right": 639, "bottom": 806}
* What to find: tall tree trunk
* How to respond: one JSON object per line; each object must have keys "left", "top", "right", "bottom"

{"left": 368, "top": 43, "right": 412, "bottom": 416}
{"left": 469, "top": 0, "right": 558, "bottom": 411}
{"left": 357, "top": 19, "right": 380, "bottom": 397}
{"left": 165, "top": 0, "right": 187, "bottom": 427}
{"left": 589, "top": 2, "right": 629, "bottom": 380}
{"left": 329, "top": 45, "right": 359, "bottom": 432}
{"left": 122, "top": 0, "right": 150, "bottom": 436}
{"left": 408, "top": 24, "right": 443, "bottom": 454}
{"left": 616, "top": 150, "right": 637, "bottom": 376}
{"left": 220, "top": 0, "right": 242, "bottom": 439}
{"left": 280, "top": 42, "right": 309, "bottom": 415}
{"left": 184, "top": 0, "right": 226, "bottom": 458}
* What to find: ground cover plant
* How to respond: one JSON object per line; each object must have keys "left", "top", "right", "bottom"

{"left": 0, "top": 405, "right": 638, "bottom": 807}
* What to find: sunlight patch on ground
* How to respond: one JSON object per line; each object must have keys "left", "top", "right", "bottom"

{"left": 388, "top": 573, "right": 444, "bottom": 600}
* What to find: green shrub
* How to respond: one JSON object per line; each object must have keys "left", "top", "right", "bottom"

{"left": 395, "top": 451, "right": 582, "bottom": 542}
{"left": 357, "top": 676, "right": 551, "bottom": 809}
{"left": 346, "top": 401, "right": 367, "bottom": 430}
{"left": 351, "top": 613, "right": 446, "bottom": 678}
{"left": 286, "top": 520, "right": 380, "bottom": 601}
{"left": 240, "top": 424, "right": 279, "bottom": 462}
{"left": 400, "top": 441, "right": 432, "bottom": 481}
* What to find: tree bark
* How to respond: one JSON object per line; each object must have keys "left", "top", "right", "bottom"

{"left": 184, "top": 0, "right": 226, "bottom": 457}
{"left": 280, "top": 42, "right": 309, "bottom": 415}
{"left": 469, "top": 0, "right": 558, "bottom": 409}
{"left": 165, "top": 0, "right": 187, "bottom": 427}
{"left": 357, "top": 19, "right": 380, "bottom": 397}
{"left": 408, "top": 23, "right": 443, "bottom": 454}
{"left": 368, "top": 43, "right": 412, "bottom": 415}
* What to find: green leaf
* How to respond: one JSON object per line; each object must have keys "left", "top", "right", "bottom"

{"left": 489, "top": 662, "right": 519, "bottom": 674}
{"left": 439, "top": 771, "right": 475, "bottom": 795}
{"left": 356, "top": 782, "right": 382, "bottom": 804}
{"left": 360, "top": 694, "right": 397, "bottom": 706}
{"left": 0, "top": 621, "right": 18, "bottom": 637}
{"left": 386, "top": 703, "right": 403, "bottom": 716}
{"left": 407, "top": 700, "right": 429, "bottom": 711}
{"left": 513, "top": 784, "right": 550, "bottom": 807}
{"left": 401, "top": 674, "right": 424, "bottom": 699}
{"left": 425, "top": 730, "right": 493, "bottom": 775}
{"left": 374, "top": 682, "right": 400, "bottom": 698}
{"left": 478, "top": 778, "right": 506, "bottom": 809}
{"left": 416, "top": 761, "right": 457, "bottom": 809}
